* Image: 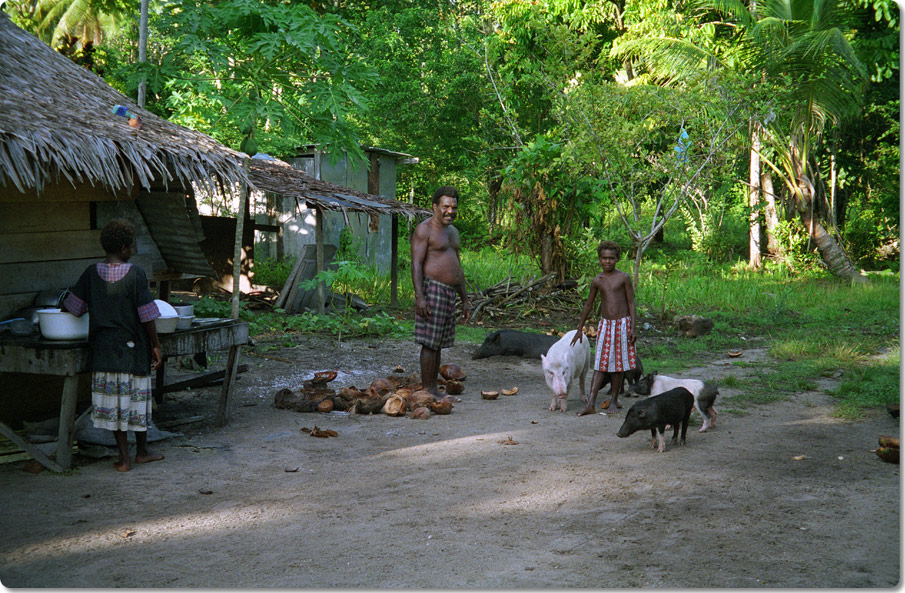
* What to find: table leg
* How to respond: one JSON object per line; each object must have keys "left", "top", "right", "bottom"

{"left": 215, "top": 345, "right": 241, "bottom": 427}
{"left": 0, "top": 422, "right": 64, "bottom": 473}
{"left": 55, "top": 374, "right": 79, "bottom": 470}
{"left": 154, "top": 358, "right": 167, "bottom": 405}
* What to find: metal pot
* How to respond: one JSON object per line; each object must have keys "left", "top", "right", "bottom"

{"left": 34, "top": 288, "right": 71, "bottom": 308}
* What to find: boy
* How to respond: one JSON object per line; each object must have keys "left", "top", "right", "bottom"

{"left": 571, "top": 240, "right": 638, "bottom": 415}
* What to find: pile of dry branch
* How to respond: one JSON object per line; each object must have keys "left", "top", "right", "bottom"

{"left": 467, "top": 273, "right": 581, "bottom": 321}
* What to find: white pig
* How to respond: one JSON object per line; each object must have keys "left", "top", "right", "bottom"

{"left": 540, "top": 329, "right": 591, "bottom": 412}
{"left": 630, "top": 371, "right": 719, "bottom": 432}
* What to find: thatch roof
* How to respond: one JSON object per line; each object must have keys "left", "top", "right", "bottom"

{"left": 0, "top": 13, "right": 249, "bottom": 196}
{"left": 248, "top": 157, "right": 429, "bottom": 219}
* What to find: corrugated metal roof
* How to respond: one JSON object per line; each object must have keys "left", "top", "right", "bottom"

{"left": 247, "top": 158, "right": 428, "bottom": 218}
{"left": 135, "top": 191, "right": 217, "bottom": 278}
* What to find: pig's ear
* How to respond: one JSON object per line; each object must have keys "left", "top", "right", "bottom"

{"left": 540, "top": 354, "right": 546, "bottom": 363}
{"left": 637, "top": 409, "right": 647, "bottom": 419}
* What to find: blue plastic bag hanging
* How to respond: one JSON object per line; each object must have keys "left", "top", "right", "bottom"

{"left": 674, "top": 127, "right": 690, "bottom": 163}
{"left": 112, "top": 104, "right": 137, "bottom": 119}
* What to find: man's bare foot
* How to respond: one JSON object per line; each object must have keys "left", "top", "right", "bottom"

{"left": 135, "top": 453, "right": 164, "bottom": 464}
{"left": 114, "top": 460, "right": 131, "bottom": 472}
{"left": 577, "top": 405, "right": 596, "bottom": 416}
{"left": 600, "top": 401, "right": 621, "bottom": 415}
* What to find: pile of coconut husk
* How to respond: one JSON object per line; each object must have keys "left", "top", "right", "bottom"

{"left": 273, "top": 364, "right": 469, "bottom": 420}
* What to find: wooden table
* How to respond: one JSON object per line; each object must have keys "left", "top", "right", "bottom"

{"left": 0, "top": 319, "right": 248, "bottom": 472}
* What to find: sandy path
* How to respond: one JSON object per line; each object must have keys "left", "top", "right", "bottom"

{"left": 0, "top": 336, "right": 898, "bottom": 587}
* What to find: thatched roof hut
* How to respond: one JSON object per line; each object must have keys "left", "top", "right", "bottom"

{"left": 0, "top": 12, "right": 249, "bottom": 196}
{"left": 0, "top": 13, "right": 256, "bottom": 319}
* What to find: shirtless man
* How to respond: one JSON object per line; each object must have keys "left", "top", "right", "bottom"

{"left": 571, "top": 240, "right": 638, "bottom": 416}
{"left": 411, "top": 186, "right": 470, "bottom": 397}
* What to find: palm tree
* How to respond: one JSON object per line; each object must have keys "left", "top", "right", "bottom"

{"left": 4, "top": 0, "right": 126, "bottom": 54}
{"left": 612, "top": 0, "right": 868, "bottom": 281}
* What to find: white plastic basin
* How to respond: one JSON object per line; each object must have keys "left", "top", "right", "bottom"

{"left": 37, "top": 308, "right": 89, "bottom": 340}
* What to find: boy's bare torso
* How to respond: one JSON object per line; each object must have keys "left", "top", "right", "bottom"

{"left": 593, "top": 270, "right": 631, "bottom": 320}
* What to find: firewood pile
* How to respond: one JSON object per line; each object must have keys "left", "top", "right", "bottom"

{"left": 466, "top": 273, "right": 581, "bottom": 321}
{"left": 273, "top": 364, "right": 469, "bottom": 420}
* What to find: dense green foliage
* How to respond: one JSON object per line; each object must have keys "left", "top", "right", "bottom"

{"left": 4, "top": 0, "right": 897, "bottom": 417}
{"left": 6, "top": 0, "right": 896, "bottom": 274}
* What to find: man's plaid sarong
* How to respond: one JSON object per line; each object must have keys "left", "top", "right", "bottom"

{"left": 414, "top": 278, "right": 457, "bottom": 350}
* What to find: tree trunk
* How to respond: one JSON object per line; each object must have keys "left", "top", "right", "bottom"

{"left": 138, "top": 0, "right": 149, "bottom": 108}
{"left": 748, "top": 127, "right": 762, "bottom": 269}
{"left": 798, "top": 208, "right": 865, "bottom": 282}
{"left": 795, "top": 165, "right": 865, "bottom": 283}
{"left": 761, "top": 169, "right": 781, "bottom": 255}
{"left": 540, "top": 234, "right": 553, "bottom": 276}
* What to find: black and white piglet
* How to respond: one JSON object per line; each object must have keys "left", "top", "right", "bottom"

{"left": 616, "top": 387, "right": 694, "bottom": 453}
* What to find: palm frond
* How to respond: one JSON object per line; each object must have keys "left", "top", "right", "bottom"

{"left": 611, "top": 37, "right": 716, "bottom": 85}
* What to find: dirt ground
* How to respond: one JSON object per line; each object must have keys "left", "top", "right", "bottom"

{"left": 0, "top": 331, "right": 899, "bottom": 588}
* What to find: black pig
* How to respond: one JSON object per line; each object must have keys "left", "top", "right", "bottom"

{"left": 593, "top": 358, "right": 645, "bottom": 396}
{"left": 472, "top": 330, "right": 559, "bottom": 360}
{"left": 616, "top": 387, "right": 694, "bottom": 453}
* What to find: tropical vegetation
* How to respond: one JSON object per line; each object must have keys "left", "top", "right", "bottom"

{"left": 3, "top": 0, "right": 898, "bottom": 417}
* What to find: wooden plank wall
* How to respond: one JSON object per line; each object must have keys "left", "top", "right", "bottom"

{"left": 0, "top": 183, "right": 167, "bottom": 320}
{"left": 0, "top": 201, "right": 100, "bottom": 319}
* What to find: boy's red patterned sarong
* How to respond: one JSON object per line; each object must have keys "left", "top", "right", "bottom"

{"left": 594, "top": 316, "right": 637, "bottom": 372}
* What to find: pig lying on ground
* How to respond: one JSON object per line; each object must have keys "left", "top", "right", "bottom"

{"left": 541, "top": 329, "right": 590, "bottom": 412}
{"left": 472, "top": 330, "right": 560, "bottom": 360}
{"left": 616, "top": 387, "right": 694, "bottom": 452}
{"left": 630, "top": 371, "right": 718, "bottom": 432}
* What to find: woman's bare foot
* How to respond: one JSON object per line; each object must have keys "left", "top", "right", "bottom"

{"left": 114, "top": 460, "right": 131, "bottom": 472}
{"left": 135, "top": 453, "right": 164, "bottom": 464}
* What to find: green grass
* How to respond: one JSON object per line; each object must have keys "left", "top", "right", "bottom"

{"left": 830, "top": 347, "right": 900, "bottom": 418}
{"left": 243, "top": 247, "right": 899, "bottom": 418}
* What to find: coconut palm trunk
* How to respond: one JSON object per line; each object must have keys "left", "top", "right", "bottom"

{"left": 795, "top": 175, "right": 865, "bottom": 282}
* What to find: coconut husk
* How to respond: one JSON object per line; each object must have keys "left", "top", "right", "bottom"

{"left": 439, "top": 363, "right": 466, "bottom": 381}
{"left": 411, "top": 406, "right": 431, "bottom": 419}
{"left": 406, "top": 389, "right": 436, "bottom": 411}
{"left": 370, "top": 377, "right": 394, "bottom": 396}
{"left": 382, "top": 394, "right": 407, "bottom": 416}
{"left": 354, "top": 395, "right": 384, "bottom": 415}
{"left": 445, "top": 380, "right": 464, "bottom": 395}
{"left": 273, "top": 388, "right": 297, "bottom": 409}
{"left": 429, "top": 399, "right": 453, "bottom": 415}
{"left": 301, "top": 387, "right": 336, "bottom": 401}
{"left": 330, "top": 397, "right": 351, "bottom": 411}
{"left": 273, "top": 389, "right": 321, "bottom": 412}
{"left": 338, "top": 386, "right": 361, "bottom": 401}
{"left": 304, "top": 370, "right": 338, "bottom": 388}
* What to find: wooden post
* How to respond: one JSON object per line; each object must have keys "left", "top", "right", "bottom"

{"left": 315, "top": 207, "right": 325, "bottom": 315}
{"left": 215, "top": 345, "right": 241, "bottom": 427}
{"left": 231, "top": 160, "right": 249, "bottom": 319}
{"left": 390, "top": 214, "right": 399, "bottom": 307}
{"left": 55, "top": 374, "right": 79, "bottom": 470}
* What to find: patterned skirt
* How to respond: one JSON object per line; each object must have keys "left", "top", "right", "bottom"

{"left": 91, "top": 372, "right": 153, "bottom": 432}
{"left": 594, "top": 317, "right": 637, "bottom": 373}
